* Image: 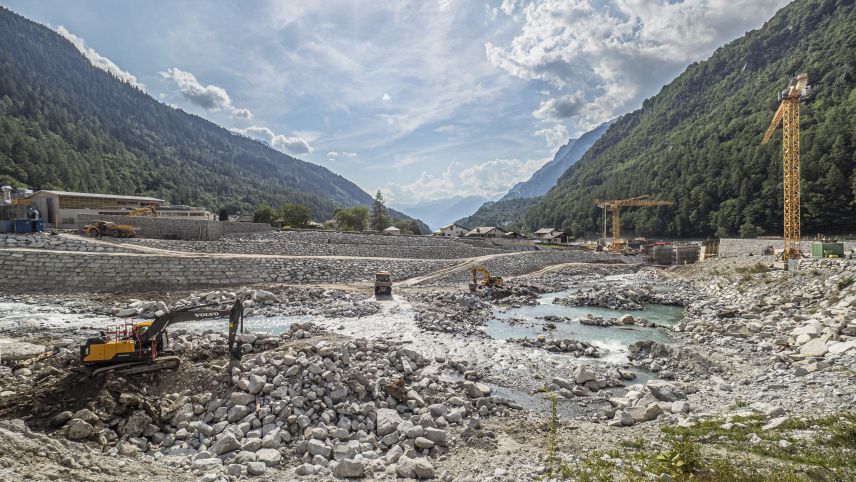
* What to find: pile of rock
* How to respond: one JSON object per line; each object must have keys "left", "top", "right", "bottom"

{"left": 47, "top": 337, "right": 489, "bottom": 479}
{"left": 674, "top": 257, "right": 856, "bottom": 378}
{"left": 553, "top": 285, "right": 650, "bottom": 310}
{"left": 506, "top": 336, "right": 600, "bottom": 357}
{"left": 410, "top": 291, "right": 493, "bottom": 338}
{"left": 578, "top": 315, "right": 617, "bottom": 327}
{"left": 605, "top": 380, "right": 692, "bottom": 427}
{"left": 108, "top": 286, "right": 382, "bottom": 320}
{"left": 548, "top": 365, "right": 632, "bottom": 398}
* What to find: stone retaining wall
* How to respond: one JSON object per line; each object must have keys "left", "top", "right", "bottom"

{"left": 0, "top": 250, "right": 454, "bottom": 292}
{"left": 116, "top": 231, "right": 505, "bottom": 259}
{"left": 0, "top": 234, "right": 131, "bottom": 253}
{"left": 77, "top": 215, "right": 271, "bottom": 241}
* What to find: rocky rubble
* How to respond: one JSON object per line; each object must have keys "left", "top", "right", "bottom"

{"left": 38, "top": 335, "right": 500, "bottom": 480}
{"left": 506, "top": 336, "right": 600, "bottom": 357}
{"left": 553, "top": 283, "right": 684, "bottom": 310}
{"left": 107, "top": 286, "right": 382, "bottom": 320}
{"left": 410, "top": 291, "right": 493, "bottom": 337}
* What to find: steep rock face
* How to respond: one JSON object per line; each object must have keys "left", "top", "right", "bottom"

{"left": 0, "top": 6, "right": 417, "bottom": 226}
{"left": 524, "top": 0, "right": 856, "bottom": 238}
{"left": 502, "top": 121, "right": 611, "bottom": 201}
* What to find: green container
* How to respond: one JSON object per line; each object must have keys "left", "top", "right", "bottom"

{"left": 811, "top": 242, "right": 844, "bottom": 258}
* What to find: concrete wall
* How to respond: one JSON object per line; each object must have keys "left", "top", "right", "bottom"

{"left": 0, "top": 249, "right": 454, "bottom": 292}
{"left": 76, "top": 215, "right": 271, "bottom": 241}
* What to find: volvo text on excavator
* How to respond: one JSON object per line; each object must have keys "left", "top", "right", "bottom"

{"left": 79, "top": 300, "right": 245, "bottom": 377}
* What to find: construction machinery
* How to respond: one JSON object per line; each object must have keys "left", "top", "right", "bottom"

{"left": 374, "top": 271, "right": 393, "bottom": 298}
{"left": 127, "top": 205, "right": 158, "bottom": 218}
{"left": 79, "top": 300, "right": 244, "bottom": 377}
{"left": 469, "top": 266, "right": 503, "bottom": 291}
{"left": 594, "top": 195, "right": 673, "bottom": 252}
{"left": 762, "top": 73, "right": 810, "bottom": 262}
{"left": 83, "top": 220, "right": 137, "bottom": 238}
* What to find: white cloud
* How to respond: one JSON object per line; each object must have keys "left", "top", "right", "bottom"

{"left": 55, "top": 26, "right": 144, "bottom": 90}
{"left": 532, "top": 124, "right": 569, "bottom": 151}
{"left": 327, "top": 151, "right": 358, "bottom": 162}
{"left": 385, "top": 157, "right": 546, "bottom": 203}
{"left": 487, "top": 0, "right": 790, "bottom": 132}
{"left": 160, "top": 68, "right": 253, "bottom": 119}
{"left": 382, "top": 93, "right": 392, "bottom": 102}
{"left": 532, "top": 93, "right": 584, "bottom": 121}
{"left": 232, "top": 126, "right": 313, "bottom": 155}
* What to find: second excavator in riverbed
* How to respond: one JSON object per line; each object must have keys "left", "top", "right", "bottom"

{"left": 79, "top": 300, "right": 245, "bottom": 377}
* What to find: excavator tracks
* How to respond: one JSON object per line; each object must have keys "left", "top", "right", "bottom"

{"left": 87, "top": 356, "right": 181, "bottom": 378}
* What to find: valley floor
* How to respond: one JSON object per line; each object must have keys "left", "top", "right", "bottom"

{"left": 0, "top": 233, "right": 854, "bottom": 481}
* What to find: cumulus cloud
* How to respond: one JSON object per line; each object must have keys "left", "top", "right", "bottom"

{"left": 386, "top": 157, "right": 546, "bottom": 203}
{"left": 532, "top": 124, "right": 569, "bottom": 151}
{"left": 232, "top": 126, "right": 313, "bottom": 155}
{"left": 55, "top": 26, "right": 144, "bottom": 90}
{"left": 487, "top": 0, "right": 789, "bottom": 131}
{"left": 160, "top": 68, "right": 253, "bottom": 119}
{"left": 532, "top": 94, "right": 584, "bottom": 121}
{"left": 382, "top": 93, "right": 392, "bottom": 102}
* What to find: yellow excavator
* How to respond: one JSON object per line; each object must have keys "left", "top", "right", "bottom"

{"left": 469, "top": 265, "right": 503, "bottom": 292}
{"left": 79, "top": 300, "right": 244, "bottom": 377}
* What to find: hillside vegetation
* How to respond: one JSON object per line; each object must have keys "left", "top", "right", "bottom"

{"left": 455, "top": 198, "right": 539, "bottom": 231}
{"left": 0, "top": 7, "right": 401, "bottom": 221}
{"left": 525, "top": 0, "right": 856, "bottom": 238}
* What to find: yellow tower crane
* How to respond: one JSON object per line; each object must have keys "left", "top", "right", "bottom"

{"left": 761, "top": 73, "right": 810, "bottom": 261}
{"left": 594, "top": 195, "right": 673, "bottom": 252}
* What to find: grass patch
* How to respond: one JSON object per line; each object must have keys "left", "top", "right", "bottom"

{"left": 545, "top": 412, "right": 856, "bottom": 481}
{"left": 735, "top": 262, "right": 770, "bottom": 275}
{"left": 838, "top": 276, "right": 854, "bottom": 290}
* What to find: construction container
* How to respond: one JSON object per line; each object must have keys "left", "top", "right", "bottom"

{"left": 13, "top": 218, "right": 32, "bottom": 233}
{"left": 0, "top": 220, "right": 12, "bottom": 233}
{"left": 653, "top": 244, "right": 674, "bottom": 265}
{"left": 32, "top": 219, "right": 44, "bottom": 232}
{"left": 811, "top": 242, "right": 844, "bottom": 258}
{"left": 675, "top": 245, "right": 701, "bottom": 265}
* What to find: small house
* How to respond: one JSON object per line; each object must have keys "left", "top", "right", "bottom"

{"left": 464, "top": 226, "right": 507, "bottom": 238}
{"left": 383, "top": 226, "right": 401, "bottom": 235}
{"left": 434, "top": 223, "right": 469, "bottom": 237}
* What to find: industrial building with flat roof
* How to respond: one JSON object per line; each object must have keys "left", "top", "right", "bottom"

{"left": 29, "top": 190, "right": 166, "bottom": 226}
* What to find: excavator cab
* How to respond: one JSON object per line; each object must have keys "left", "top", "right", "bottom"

{"left": 469, "top": 266, "right": 503, "bottom": 292}
{"left": 80, "top": 299, "right": 244, "bottom": 377}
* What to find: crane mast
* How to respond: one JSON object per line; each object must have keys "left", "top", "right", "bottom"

{"left": 762, "top": 73, "right": 808, "bottom": 261}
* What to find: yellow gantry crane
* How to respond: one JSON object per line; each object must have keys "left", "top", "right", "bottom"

{"left": 593, "top": 195, "right": 673, "bottom": 252}
{"left": 761, "top": 73, "right": 810, "bottom": 261}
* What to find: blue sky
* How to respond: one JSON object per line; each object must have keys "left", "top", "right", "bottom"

{"left": 3, "top": 0, "right": 788, "bottom": 204}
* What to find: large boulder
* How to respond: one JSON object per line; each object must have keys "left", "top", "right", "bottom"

{"left": 332, "top": 458, "right": 366, "bottom": 478}
{"left": 211, "top": 433, "right": 241, "bottom": 456}
{"left": 646, "top": 380, "right": 687, "bottom": 402}
{"left": 375, "top": 408, "right": 403, "bottom": 436}
{"left": 120, "top": 412, "right": 153, "bottom": 438}
{"left": 256, "top": 448, "right": 282, "bottom": 466}
{"left": 573, "top": 366, "right": 596, "bottom": 384}
{"left": 65, "top": 419, "right": 94, "bottom": 440}
{"left": 463, "top": 381, "right": 491, "bottom": 398}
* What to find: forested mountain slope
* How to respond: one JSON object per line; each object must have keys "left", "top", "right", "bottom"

{"left": 0, "top": 7, "right": 405, "bottom": 221}
{"left": 455, "top": 198, "right": 538, "bottom": 231}
{"left": 524, "top": 0, "right": 856, "bottom": 238}
{"left": 501, "top": 121, "right": 611, "bottom": 201}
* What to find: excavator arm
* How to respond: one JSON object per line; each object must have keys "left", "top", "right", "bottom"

{"left": 139, "top": 299, "right": 244, "bottom": 359}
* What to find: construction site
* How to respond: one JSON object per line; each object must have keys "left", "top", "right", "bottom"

{"left": 0, "top": 73, "right": 855, "bottom": 482}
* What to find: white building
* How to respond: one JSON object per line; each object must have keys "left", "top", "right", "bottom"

{"left": 534, "top": 228, "right": 563, "bottom": 240}
{"left": 433, "top": 223, "right": 469, "bottom": 237}
{"left": 383, "top": 226, "right": 401, "bottom": 235}
{"left": 464, "top": 226, "right": 507, "bottom": 238}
